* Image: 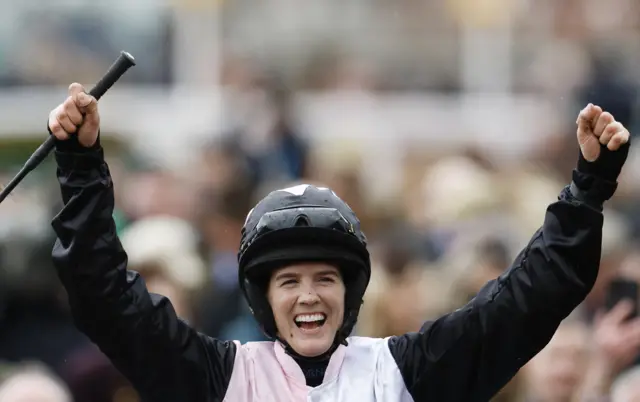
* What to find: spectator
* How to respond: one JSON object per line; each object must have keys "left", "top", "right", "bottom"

{"left": 119, "top": 215, "right": 207, "bottom": 322}
{"left": 577, "top": 299, "right": 640, "bottom": 401}
{"left": 195, "top": 181, "right": 266, "bottom": 342}
{"left": 233, "top": 77, "right": 311, "bottom": 188}
{"left": 523, "top": 315, "right": 591, "bottom": 402}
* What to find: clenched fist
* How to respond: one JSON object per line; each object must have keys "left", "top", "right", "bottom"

{"left": 573, "top": 104, "right": 631, "bottom": 195}
{"left": 576, "top": 103, "right": 630, "bottom": 162}
{"left": 48, "top": 83, "right": 100, "bottom": 148}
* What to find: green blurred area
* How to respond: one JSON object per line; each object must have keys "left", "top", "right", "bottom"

{"left": 0, "top": 135, "right": 130, "bottom": 174}
{"left": 0, "top": 135, "right": 135, "bottom": 222}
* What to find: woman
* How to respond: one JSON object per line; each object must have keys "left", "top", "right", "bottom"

{"left": 47, "top": 84, "right": 631, "bottom": 402}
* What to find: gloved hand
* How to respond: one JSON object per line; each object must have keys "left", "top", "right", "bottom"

{"left": 572, "top": 103, "right": 631, "bottom": 203}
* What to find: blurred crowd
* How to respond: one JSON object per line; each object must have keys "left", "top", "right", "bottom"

{"left": 1, "top": 1, "right": 640, "bottom": 401}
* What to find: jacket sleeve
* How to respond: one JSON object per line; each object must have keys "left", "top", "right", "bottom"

{"left": 50, "top": 143, "right": 236, "bottom": 402}
{"left": 387, "top": 182, "right": 606, "bottom": 402}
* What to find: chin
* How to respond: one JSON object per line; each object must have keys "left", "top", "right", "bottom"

{"left": 291, "top": 339, "right": 333, "bottom": 358}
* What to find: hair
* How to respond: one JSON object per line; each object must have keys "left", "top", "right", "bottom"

{"left": 611, "top": 365, "right": 640, "bottom": 402}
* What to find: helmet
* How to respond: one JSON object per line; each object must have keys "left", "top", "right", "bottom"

{"left": 238, "top": 184, "right": 370, "bottom": 347}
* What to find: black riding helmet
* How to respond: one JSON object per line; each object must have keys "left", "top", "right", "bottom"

{"left": 237, "top": 184, "right": 371, "bottom": 350}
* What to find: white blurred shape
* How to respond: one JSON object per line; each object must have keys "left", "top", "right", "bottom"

{"left": 0, "top": 365, "right": 71, "bottom": 402}
{"left": 120, "top": 215, "right": 206, "bottom": 291}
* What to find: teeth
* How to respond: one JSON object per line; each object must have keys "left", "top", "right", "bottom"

{"left": 295, "top": 313, "right": 326, "bottom": 323}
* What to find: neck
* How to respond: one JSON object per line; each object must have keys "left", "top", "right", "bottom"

{"left": 277, "top": 329, "right": 351, "bottom": 386}
{"left": 281, "top": 341, "right": 337, "bottom": 387}
{"left": 288, "top": 348, "right": 332, "bottom": 387}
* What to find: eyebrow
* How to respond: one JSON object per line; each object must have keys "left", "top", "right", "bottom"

{"left": 274, "top": 272, "right": 299, "bottom": 282}
{"left": 315, "top": 270, "right": 340, "bottom": 277}
{"left": 274, "top": 269, "right": 339, "bottom": 282}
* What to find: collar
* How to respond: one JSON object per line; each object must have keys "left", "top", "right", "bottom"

{"left": 273, "top": 341, "right": 346, "bottom": 387}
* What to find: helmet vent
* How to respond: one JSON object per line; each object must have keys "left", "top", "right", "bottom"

{"left": 294, "top": 215, "right": 310, "bottom": 227}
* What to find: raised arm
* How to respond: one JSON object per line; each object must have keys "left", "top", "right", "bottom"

{"left": 48, "top": 83, "right": 235, "bottom": 402}
{"left": 387, "top": 104, "right": 632, "bottom": 401}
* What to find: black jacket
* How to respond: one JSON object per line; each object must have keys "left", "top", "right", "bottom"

{"left": 51, "top": 144, "right": 605, "bottom": 402}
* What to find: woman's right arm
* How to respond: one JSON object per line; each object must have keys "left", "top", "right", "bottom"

{"left": 51, "top": 136, "right": 236, "bottom": 402}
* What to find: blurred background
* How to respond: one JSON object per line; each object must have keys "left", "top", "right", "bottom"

{"left": 1, "top": 0, "right": 640, "bottom": 401}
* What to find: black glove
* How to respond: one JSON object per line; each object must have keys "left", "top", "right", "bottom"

{"left": 577, "top": 140, "right": 630, "bottom": 183}
{"left": 48, "top": 122, "right": 101, "bottom": 153}
{"left": 572, "top": 141, "right": 631, "bottom": 204}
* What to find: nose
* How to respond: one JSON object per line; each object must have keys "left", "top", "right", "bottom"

{"left": 298, "top": 287, "right": 320, "bottom": 305}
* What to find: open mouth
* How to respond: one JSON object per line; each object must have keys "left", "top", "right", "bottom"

{"left": 294, "top": 313, "right": 327, "bottom": 331}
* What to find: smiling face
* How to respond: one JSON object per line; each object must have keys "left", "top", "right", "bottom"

{"left": 267, "top": 262, "right": 346, "bottom": 357}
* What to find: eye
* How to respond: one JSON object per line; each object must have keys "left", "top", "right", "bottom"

{"left": 319, "top": 276, "right": 335, "bottom": 283}
{"left": 281, "top": 279, "right": 297, "bottom": 286}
